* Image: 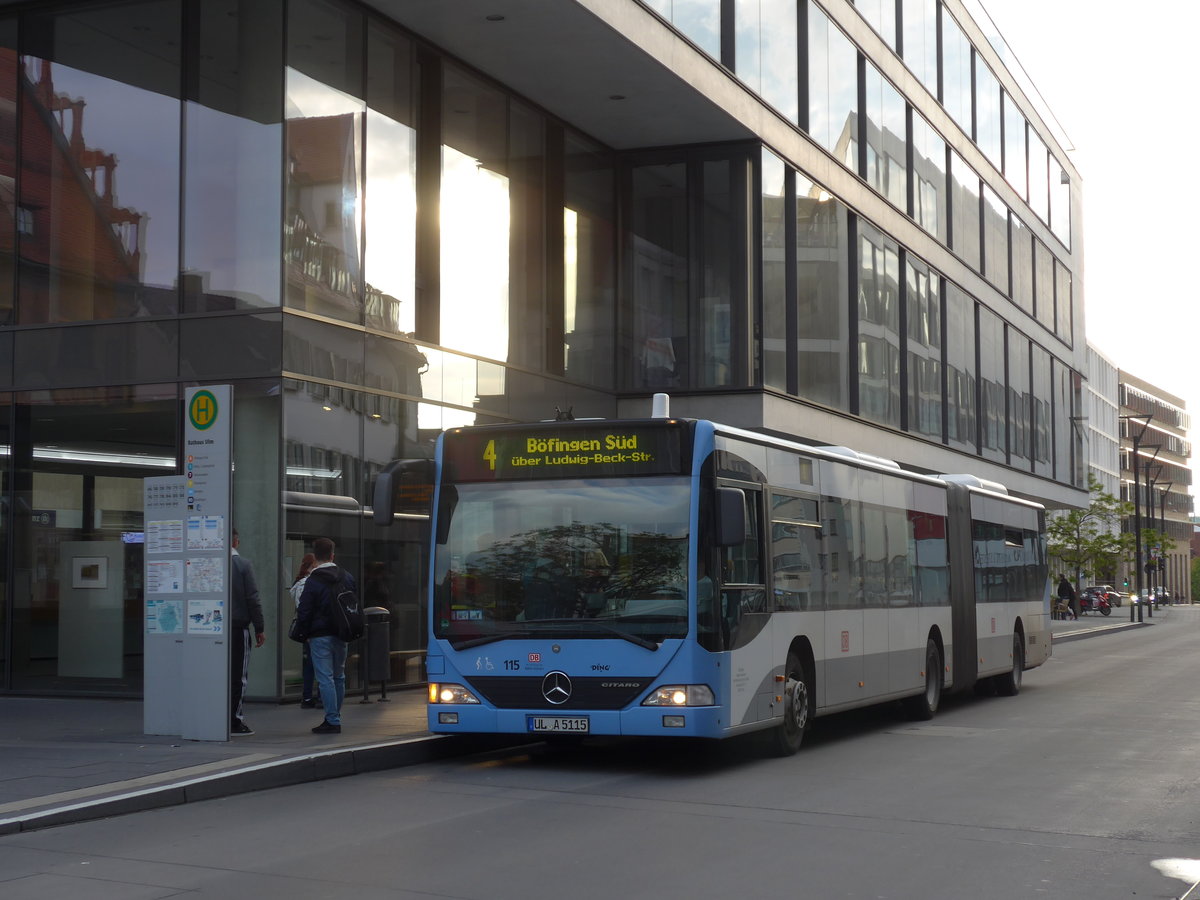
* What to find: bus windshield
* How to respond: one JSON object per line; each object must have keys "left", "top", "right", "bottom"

{"left": 433, "top": 477, "right": 691, "bottom": 647}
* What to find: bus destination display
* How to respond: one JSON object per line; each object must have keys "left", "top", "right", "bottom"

{"left": 444, "top": 423, "right": 685, "bottom": 481}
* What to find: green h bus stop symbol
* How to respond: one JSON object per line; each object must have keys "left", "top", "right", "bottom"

{"left": 188, "top": 390, "right": 218, "bottom": 430}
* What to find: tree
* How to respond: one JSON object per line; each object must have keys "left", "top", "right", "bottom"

{"left": 1191, "top": 557, "right": 1200, "bottom": 604}
{"left": 1046, "top": 474, "right": 1134, "bottom": 615}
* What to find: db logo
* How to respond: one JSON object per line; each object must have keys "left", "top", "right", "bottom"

{"left": 528, "top": 653, "right": 541, "bottom": 663}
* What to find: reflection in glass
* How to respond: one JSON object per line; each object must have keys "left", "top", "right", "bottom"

{"left": 855, "top": 0, "right": 896, "bottom": 46}
{"left": 735, "top": 0, "right": 798, "bottom": 123}
{"left": 441, "top": 65, "right": 510, "bottom": 362}
{"left": 0, "top": 19, "right": 15, "bottom": 325}
{"left": 1050, "top": 156, "right": 1071, "bottom": 248}
{"left": 1055, "top": 260, "right": 1072, "bottom": 342}
{"left": 797, "top": 175, "right": 849, "bottom": 411}
{"left": 434, "top": 479, "right": 692, "bottom": 645}
{"left": 564, "top": 133, "right": 615, "bottom": 388}
{"left": 10, "top": 384, "right": 177, "bottom": 693}
{"left": 627, "top": 163, "right": 687, "bottom": 389}
{"left": 365, "top": 23, "right": 417, "bottom": 334}
{"left": 857, "top": 223, "right": 900, "bottom": 427}
{"left": 864, "top": 64, "right": 907, "bottom": 208}
{"left": 945, "top": 283, "right": 976, "bottom": 452}
{"left": 978, "top": 306, "right": 1003, "bottom": 463}
{"left": 982, "top": 184, "right": 1009, "bottom": 295}
{"left": 950, "top": 151, "right": 980, "bottom": 271}
{"left": 911, "top": 112, "right": 947, "bottom": 243}
{"left": 507, "top": 101, "right": 546, "bottom": 371}
{"left": 699, "top": 160, "right": 736, "bottom": 387}
{"left": 1003, "top": 94, "right": 1027, "bottom": 200}
{"left": 975, "top": 60, "right": 1001, "bottom": 168}
{"left": 1032, "top": 344, "right": 1051, "bottom": 476}
{"left": 808, "top": 5, "right": 858, "bottom": 169}
{"left": 902, "top": 0, "right": 937, "bottom": 93}
{"left": 1034, "top": 239, "right": 1053, "bottom": 332}
{"left": 941, "top": 12, "right": 971, "bottom": 132}
{"left": 184, "top": 0, "right": 283, "bottom": 313}
{"left": 1028, "top": 130, "right": 1050, "bottom": 224}
{"left": 1010, "top": 215, "right": 1033, "bottom": 314}
{"left": 0, "top": 392, "right": 7, "bottom": 676}
{"left": 1009, "top": 332, "right": 1030, "bottom": 467}
{"left": 762, "top": 150, "right": 787, "bottom": 391}
{"left": 905, "top": 255, "right": 941, "bottom": 441}
{"left": 285, "top": 0, "right": 365, "bottom": 324}
{"left": 644, "top": 0, "right": 720, "bottom": 59}
{"left": 19, "top": 2, "right": 182, "bottom": 324}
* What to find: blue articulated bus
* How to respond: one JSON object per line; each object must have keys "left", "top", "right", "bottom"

{"left": 374, "top": 405, "right": 1051, "bottom": 755}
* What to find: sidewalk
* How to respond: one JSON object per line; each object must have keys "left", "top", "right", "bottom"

{"left": 0, "top": 610, "right": 1160, "bottom": 836}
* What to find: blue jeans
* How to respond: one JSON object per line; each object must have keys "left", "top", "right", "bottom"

{"left": 308, "top": 635, "right": 347, "bottom": 725}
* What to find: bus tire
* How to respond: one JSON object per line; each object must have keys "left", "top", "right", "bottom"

{"left": 769, "top": 651, "right": 811, "bottom": 757}
{"left": 994, "top": 633, "right": 1024, "bottom": 696}
{"left": 904, "top": 638, "right": 942, "bottom": 721}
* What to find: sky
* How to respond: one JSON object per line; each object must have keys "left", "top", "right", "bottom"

{"left": 979, "top": 1, "right": 1200, "bottom": 480}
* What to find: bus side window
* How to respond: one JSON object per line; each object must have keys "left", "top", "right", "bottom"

{"left": 720, "top": 489, "right": 766, "bottom": 643}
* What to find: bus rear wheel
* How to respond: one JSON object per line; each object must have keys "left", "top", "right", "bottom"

{"left": 994, "top": 633, "right": 1024, "bottom": 696}
{"left": 904, "top": 638, "right": 942, "bottom": 721}
{"left": 769, "top": 652, "right": 811, "bottom": 757}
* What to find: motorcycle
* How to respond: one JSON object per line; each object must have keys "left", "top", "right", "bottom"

{"left": 1079, "top": 589, "right": 1112, "bottom": 616}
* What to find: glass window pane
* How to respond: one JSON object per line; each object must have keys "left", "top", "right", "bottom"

{"left": 1003, "top": 94, "right": 1027, "bottom": 199}
{"left": 902, "top": 0, "right": 937, "bottom": 92}
{"left": 808, "top": 6, "right": 858, "bottom": 169}
{"left": 1034, "top": 239, "right": 1053, "bottom": 332}
{"left": 945, "top": 282, "right": 976, "bottom": 452}
{"left": 1032, "top": 344, "right": 1051, "bottom": 476}
{"left": 855, "top": 0, "right": 896, "bottom": 47}
{"left": 857, "top": 222, "right": 900, "bottom": 427}
{"left": 285, "top": 0, "right": 365, "bottom": 324}
{"left": 440, "top": 65, "right": 510, "bottom": 361}
{"left": 1050, "top": 156, "right": 1071, "bottom": 249}
{"left": 184, "top": 0, "right": 283, "bottom": 313}
{"left": 975, "top": 59, "right": 1001, "bottom": 168}
{"left": 1028, "top": 130, "right": 1050, "bottom": 224}
{"left": 1008, "top": 331, "right": 1030, "bottom": 467}
{"left": 911, "top": 113, "right": 947, "bottom": 243}
{"left": 978, "top": 306, "right": 1004, "bottom": 463}
{"left": 646, "top": 0, "right": 721, "bottom": 59}
{"left": 950, "top": 151, "right": 980, "bottom": 270}
{"left": 365, "top": 22, "right": 417, "bottom": 334}
{"left": 698, "top": 159, "right": 737, "bottom": 387}
{"left": 1055, "top": 259, "right": 1072, "bottom": 342}
{"left": 19, "top": 2, "right": 182, "bottom": 324}
{"left": 0, "top": 18, "right": 15, "bottom": 326}
{"left": 905, "top": 255, "right": 941, "bottom": 441}
{"left": 564, "top": 133, "right": 616, "bottom": 389}
{"left": 941, "top": 12, "right": 971, "bottom": 132}
{"left": 796, "top": 176, "right": 849, "bottom": 410}
{"left": 736, "top": 0, "right": 798, "bottom": 123}
{"left": 626, "top": 162, "right": 687, "bottom": 389}
{"left": 982, "top": 184, "right": 1009, "bottom": 295}
{"left": 762, "top": 149, "right": 787, "bottom": 391}
{"left": 1010, "top": 215, "right": 1033, "bottom": 314}
{"left": 864, "top": 64, "right": 906, "bottom": 208}
{"left": 506, "top": 101, "right": 546, "bottom": 371}
{"left": 10, "top": 384, "right": 177, "bottom": 692}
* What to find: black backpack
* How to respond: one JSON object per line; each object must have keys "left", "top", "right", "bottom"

{"left": 330, "top": 571, "right": 365, "bottom": 642}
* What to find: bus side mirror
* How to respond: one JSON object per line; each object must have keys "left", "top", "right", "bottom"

{"left": 372, "top": 459, "right": 434, "bottom": 526}
{"left": 715, "top": 487, "right": 747, "bottom": 547}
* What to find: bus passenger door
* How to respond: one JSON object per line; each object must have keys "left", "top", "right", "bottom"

{"left": 719, "top": 486, "right": 770, "bottom": 726}
{"left": 821, "top": 494, "right": 863, "bottom": 707}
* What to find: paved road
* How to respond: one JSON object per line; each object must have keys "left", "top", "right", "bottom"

{"left": 2, "top": 607, "right": 1197, "bottom": 899}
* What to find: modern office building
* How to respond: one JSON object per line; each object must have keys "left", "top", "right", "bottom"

{"left": 0, "top": 0, "right": 1088, "bottom": 699}
{"left": 1118, "top": 372, "right": 1192, "bottom": 602}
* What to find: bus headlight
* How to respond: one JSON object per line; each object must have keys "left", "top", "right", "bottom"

{"left": 642, "top": 685, "right": 715, "bottom": 706}
{"left": 428, "top": 683, "right": 481, "bottom": 704}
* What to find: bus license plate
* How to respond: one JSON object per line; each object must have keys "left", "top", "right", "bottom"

{"left": 527, "top": 715, "right": 590, "bottom": 734}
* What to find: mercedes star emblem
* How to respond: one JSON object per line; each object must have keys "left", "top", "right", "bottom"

{"left": 541, "top": 671, "right": 572, "bottom": 705}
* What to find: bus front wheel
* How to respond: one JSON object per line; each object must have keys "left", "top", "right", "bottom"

{"left": 769, "top": 652, "right": 811, "bottom": 757}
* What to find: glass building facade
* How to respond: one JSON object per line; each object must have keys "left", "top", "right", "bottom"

{"left": 0, "top": 0, "right": 1086, "bottom": 698}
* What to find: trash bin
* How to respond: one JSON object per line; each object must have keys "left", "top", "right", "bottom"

{"left": 364, "top": 606, "right": 391, "bottom": 684}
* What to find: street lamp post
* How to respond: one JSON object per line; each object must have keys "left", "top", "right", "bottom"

{"left": 1159, "top": 481, "right": 1173, "bottom": 604}
{"left": 1121, "top": 414, "right": 1153, "bottom": 623}
{"left": 1141, "top": 447, "right": 1161, "bottom": 618}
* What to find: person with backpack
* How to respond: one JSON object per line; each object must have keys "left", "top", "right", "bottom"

{"left": 295, "top": 537, "right": 359, "bottom": 734}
